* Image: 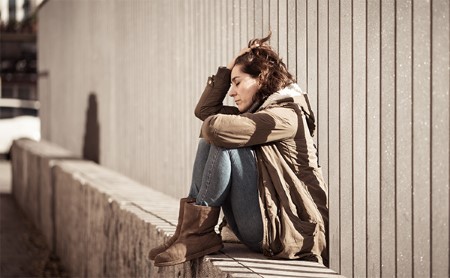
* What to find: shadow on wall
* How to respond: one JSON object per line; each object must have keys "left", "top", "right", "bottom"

{"left": 82, "top": 93, "right": 100, "bottom": 163}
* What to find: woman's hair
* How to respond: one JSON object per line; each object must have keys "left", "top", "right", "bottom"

{"left": 234, "top": 32, "right": 295, "bottom": 104}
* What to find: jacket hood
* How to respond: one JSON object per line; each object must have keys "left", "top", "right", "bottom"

{"left": 258, "top": 83, "right": 316, "bottom": 137}
{"left": 258, "top": 83, "right": 304, "bottom": 110}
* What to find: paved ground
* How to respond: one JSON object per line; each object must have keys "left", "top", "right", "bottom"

{"left": 0, "top": 160, "right": 67, "bottom": 277}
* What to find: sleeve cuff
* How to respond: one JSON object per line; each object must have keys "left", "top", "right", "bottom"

{"left": 214, "top": 67, "right": 231, "bottom": 84}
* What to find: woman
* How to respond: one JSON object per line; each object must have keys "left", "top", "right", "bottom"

{"left": 148, "top": 33, "right": 329, "bottom": 267}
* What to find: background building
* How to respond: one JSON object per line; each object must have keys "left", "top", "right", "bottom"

{"left": 20, "top": 0, "right": 450, "bottom": 277}
{"left": 0, "top": 0, "right": 42, "bottom": 155}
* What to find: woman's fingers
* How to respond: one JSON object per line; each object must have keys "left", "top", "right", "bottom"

{"left": 227, "top": 47, "right": 251, "bottom": 69}
{"left": 239, "top": 47, "right": 251, "bottom": 56}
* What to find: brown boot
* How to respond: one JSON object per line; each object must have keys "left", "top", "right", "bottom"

{"left": 148, "top": 197, "right": 195, "bottom": 260}
{"left": 154, "top": 202, "right": 223, "bottom": 267}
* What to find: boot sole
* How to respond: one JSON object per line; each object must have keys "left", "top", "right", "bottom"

{"left": 154, "top": 243, "right": 224, "bottom": 267}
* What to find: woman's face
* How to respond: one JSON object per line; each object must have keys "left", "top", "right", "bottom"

{"left": 229, "top": 65, "right": 260, "bottom": 112}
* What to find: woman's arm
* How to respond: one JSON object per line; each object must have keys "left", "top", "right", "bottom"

{"left": 195, "top": 47, "right": 253, "bottom": 121}
{"left": 201, "top": 106, "right": 298, "bottom": 148}
{"left": 194, "top": 67, "right": 239, "bottom": 121}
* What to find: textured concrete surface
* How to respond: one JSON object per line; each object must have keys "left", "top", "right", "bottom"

{"left": 11, "top": 139, "right": 343, "bottom": 277}
{"left": 11, "top": 139, "right": 75, "bottom": 251}
{"left": 0, "top": 160, "right": 67, "bottom": 278}
{"left": 51, "top": 160, "right": 226, "bottom": 277}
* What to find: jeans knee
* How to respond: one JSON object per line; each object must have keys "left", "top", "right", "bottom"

{"left": 198, "top": 138, "right": 211, "bottom": 149}
{"left": 208, "top": 142, "right": 229, "bottom": 152}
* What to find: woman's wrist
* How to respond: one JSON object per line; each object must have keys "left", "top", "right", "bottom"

{"left": 215, "top": 67, "right": 232, "bottom": 83}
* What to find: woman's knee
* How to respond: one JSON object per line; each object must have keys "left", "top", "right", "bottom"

{"left": 198, "top": 138, "right": 211, "bottom": 149}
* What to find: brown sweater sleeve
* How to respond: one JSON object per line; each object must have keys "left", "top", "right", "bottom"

{"left": 194, "top": 67, "right": 239, "bottom": 121}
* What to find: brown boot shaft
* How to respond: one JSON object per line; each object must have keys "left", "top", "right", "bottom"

{"left": 154, "top": 202, "right": 223, "bottom": 267}
{"left": 148, "top": 197, "right": 195, "bottom": 260}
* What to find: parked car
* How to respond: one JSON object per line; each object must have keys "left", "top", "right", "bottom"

{"left": 0, "top": 114, "right": 40, "bottom": 157}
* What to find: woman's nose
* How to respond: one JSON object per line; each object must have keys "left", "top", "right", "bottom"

{"left": 228, "top": 88, "right": 237, "bottom": 97}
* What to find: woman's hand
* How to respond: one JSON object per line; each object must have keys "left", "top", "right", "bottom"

{"left": 227, "top": 47, "right": 251, "bottom": 70}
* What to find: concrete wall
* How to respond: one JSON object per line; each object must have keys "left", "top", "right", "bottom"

{"left": 10, "top": 139, "right": 223, "bottom": 277}
{"left": 37, "top": 1, "right": 449, "bottom": 277}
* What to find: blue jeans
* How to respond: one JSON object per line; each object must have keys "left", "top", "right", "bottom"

{"left": 188, "top": 139, "right": 263, "bottom": 252}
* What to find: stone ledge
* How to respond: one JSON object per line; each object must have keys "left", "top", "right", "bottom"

{"left": 11, "top": 139, "right": 343, "bottom": 277}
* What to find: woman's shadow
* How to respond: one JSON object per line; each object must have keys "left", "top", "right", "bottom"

{"left": 82, "top": 93, "right": 100, "bottom": 163}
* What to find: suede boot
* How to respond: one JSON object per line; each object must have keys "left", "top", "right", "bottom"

{"left": 154, "top": 202, "right": 223, "bottom": 267}
{"left": 148, "top": 197, "right": 195, "bottom": 260}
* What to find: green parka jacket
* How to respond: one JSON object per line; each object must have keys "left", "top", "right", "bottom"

{"left": 195, "top": 67, "right": 328, "bottom": 265}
